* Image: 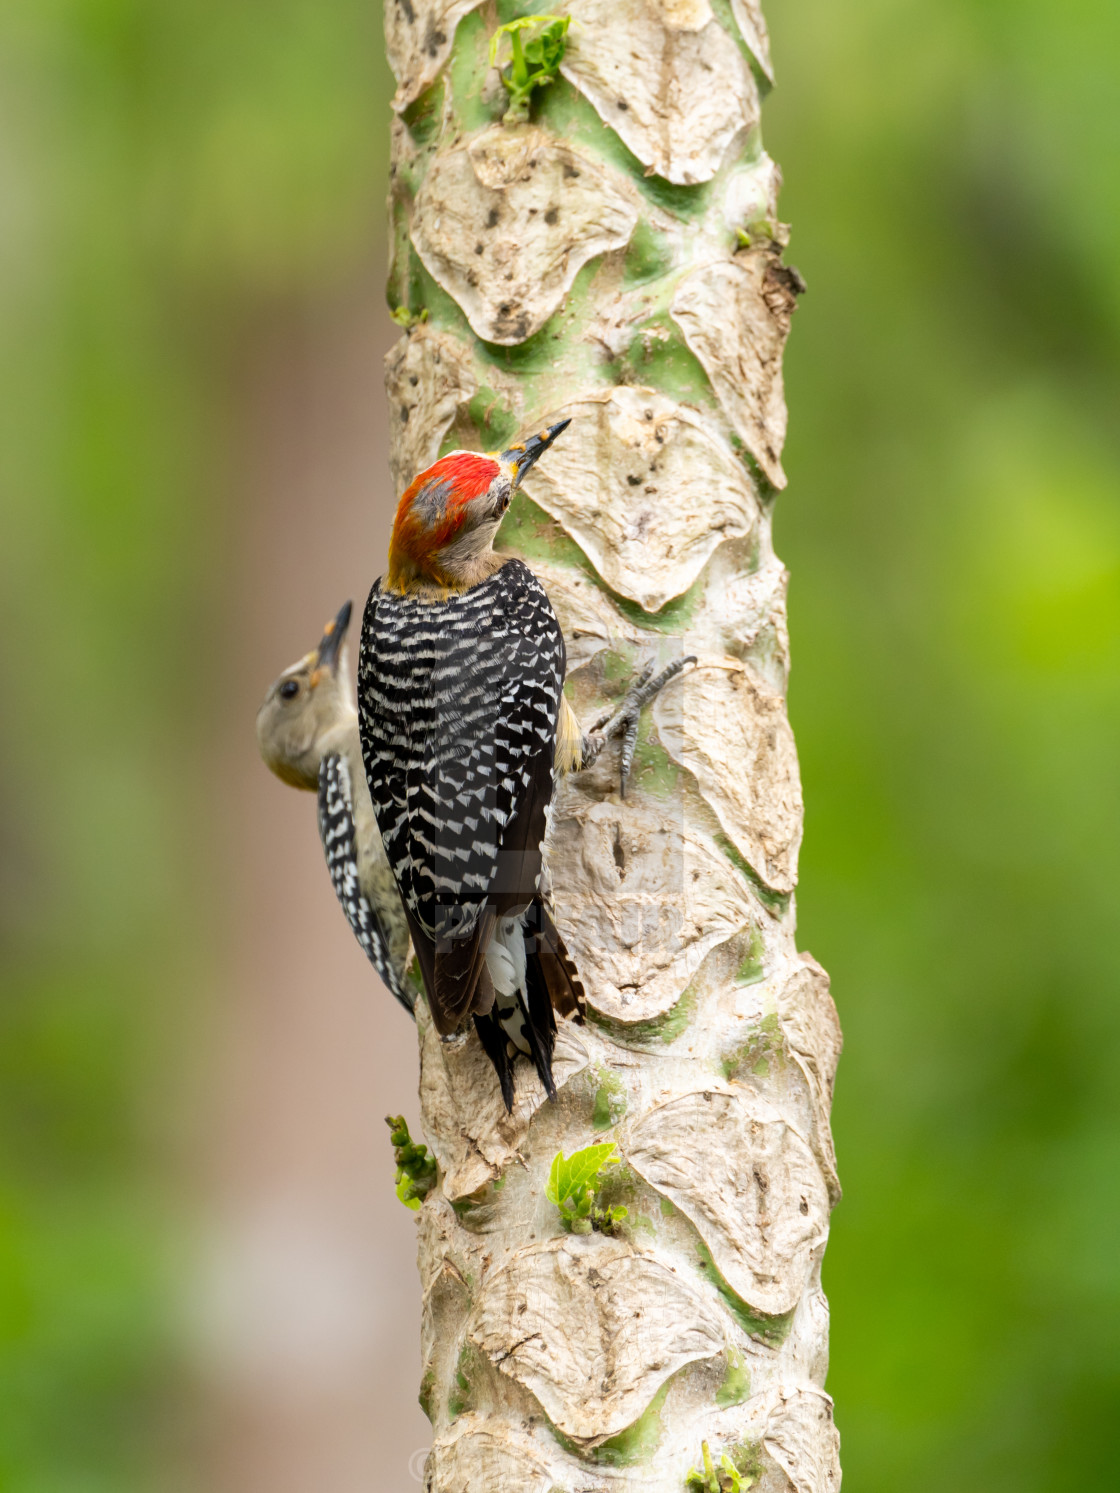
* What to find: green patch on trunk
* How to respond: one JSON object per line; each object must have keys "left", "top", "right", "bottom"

{"left": 708, "top": 0, "right": 775, "bottom": 96}
{"left": 637, "top": 169, "right": 716, "bottom": 219}
{"left": 385, "top": 198, "right": 414, "bottom": 312}
{"left": 714, "top": 831, "right": 790, "bottom": 915}
{"left": 496, "top": 492, "right": 598, "bottom": 577}
{"left": 594, "top": 642, "right": 640, "bottom": 687}
{"left": 715, "top": 1350, "right": 751, "bottom": 1408}
{"left": 418, "top": 1367, "right": 436, "bottom": 1422}
{"left": 467, "top": 385, "right": 520, "bottom": 449}
{"left": 623, "top": 315, "right": 719, "bottom": 414}
{"left": 591, "top": 1065, "right": 627, "bottom": 1130}
{"left": 447, "top": 1343, "right": 481, "bottom": 1421}
{"left": 623, "top": 218, "right": 675, "bottom": 285}
{"left": 695, "top": 1241, "right": 793, "bottom": 1346}
{"left": 628, "top": 715, "right": 681, "bottom": 799}
{"left": 549, "top": 1380, "right": 671, "bottom": 1466}
{"left": 722, "top": 1011, "right": 784, "bottom": 1083}
{"left": 728, "top": 1442, "right": 766, "bottom": 1486}
{"left": 473, "top": 255, "right": 607, "bottom": 374}
{"left": 410, "top": 258, "right": 472, "bottom": 338}
{"left": 611, "top": 570, "right": 708, "bottom": 634}
{"left": 401, "top": 80, "right": 445, "bottom": 146}
{"left": 500, "top": 497, "right": 713, "bottom": 642}
{"left": 532, "top": 75, "right": 718, "bottom": 222}
{"left": 734, "top": 926, "right": 766, "bottom": 987}
{"left": 448, "top": 10, "right": 506, "bottom": 134}
{"left": 450, "top": 1175, "right": 505, "bottom": 1230}
{"left": 587, "top": 981, "right": 698, "bottom": 1047}
{"left": 593, "top": 1379, "right": 670, "bottom": 1466}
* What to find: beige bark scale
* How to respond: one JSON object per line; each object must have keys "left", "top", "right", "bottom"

{"left": 382, "top": 0, "right": 841, "bottom": 1486}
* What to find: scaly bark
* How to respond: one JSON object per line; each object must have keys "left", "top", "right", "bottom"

{"left": 383, "top": 2, "right": 841, "bottom": 1487}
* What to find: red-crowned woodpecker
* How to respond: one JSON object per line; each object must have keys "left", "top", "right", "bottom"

{"left": 257, "top": 602, "right": 414, "bottom": 1016}
{"left": 357, "top": 421, "right": 691, "bottom": 1108}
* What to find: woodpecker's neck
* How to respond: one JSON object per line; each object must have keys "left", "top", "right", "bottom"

{"left": 387, "top": 521, "right": 507, "bottom": 596}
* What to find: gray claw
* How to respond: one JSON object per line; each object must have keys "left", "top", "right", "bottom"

{"left": 581, "top": 654, "right": 696, "bottom": 796}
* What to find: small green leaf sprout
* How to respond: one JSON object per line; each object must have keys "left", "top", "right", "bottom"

{"left": 735, "top": 215, "right": 783, "bottom": 250}
{"left": 546, "top": 1141, "right": 628, "bottom": 1235}
{"left": 386, "top": 1114, "right": 437, "bottom": 1210}
{"left": 685, "top": 1441, "right": 755, "bottom": 1493}
{"left": 389, "top": 305, "right": 428, "bottom": 329}
{"left": 489, "top": 14, "right": 571, "bottom": 124}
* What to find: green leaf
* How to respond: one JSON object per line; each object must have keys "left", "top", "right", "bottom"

{"left": 547, "top": 1142, "right": 621, "bottom": 1228}
{"left": 545, "top": 1149, "right": 564, "bottom": 1207}
{"left": 488, "top": 14, "right": 571, "bottom": 121}
{"left": 488, "top": 14, "right": 570, "bottom": 69}
{"left": 719, "top": 1454, "right": 748, "bottom": 1491}
{"left": 686, "top": 1441, "right": 722, "bottom": 1493}
{"left": 389, "top": 305, "right": 428, "bottom": 329}
{"left": 395, "top": 1176, "right": 422, "bottom": 1211}
{"left": 558, "top": 1141, "right": 619, "bottom": 1203}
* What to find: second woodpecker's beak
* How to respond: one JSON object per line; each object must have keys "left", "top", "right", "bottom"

{"left": 502, "top": 418, "right": 571, "bottom": 489}
{"left": 315, "top": 599, "right": 352, "bottom": 674}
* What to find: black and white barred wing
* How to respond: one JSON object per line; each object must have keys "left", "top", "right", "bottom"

{"left": 317, "top": 752, "right": 414, "bottom": 1015}
{"left": 425, "top": 580, "right": 562, "bottom": 914}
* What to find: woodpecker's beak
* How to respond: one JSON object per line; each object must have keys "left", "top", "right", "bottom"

{"left": 502, "top": 418, "right": 571, "bottom": 488}
{"left": 315, "top": 599, "right": 352, "bottom": 674}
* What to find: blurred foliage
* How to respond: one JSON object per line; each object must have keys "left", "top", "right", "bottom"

{"left": 766, "top": 0, "right": 1120, "bottom": 1488}
{"left": 1, "top": 0, "right": 1117, "bottom": 1488}
{"left": 0, "top": 0, "right": 391, "bottom": 1486}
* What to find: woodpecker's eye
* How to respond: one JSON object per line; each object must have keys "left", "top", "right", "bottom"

{"left": 279, "top": 679, "right": 300, "bottom": 700}
{"left": 491, "top": 474, "right": 513, "bottom": 513}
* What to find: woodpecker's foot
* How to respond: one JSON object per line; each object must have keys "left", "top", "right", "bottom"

{"left": 581, "top": 655, "right": 696, "bottom": 797}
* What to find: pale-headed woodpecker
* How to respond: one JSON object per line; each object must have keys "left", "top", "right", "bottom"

{"left": 257, "top": 602, "right": 414, "bottom": 1015}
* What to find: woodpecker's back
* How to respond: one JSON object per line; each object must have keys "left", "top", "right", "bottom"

{"left": 358, "top": 558, "right": 565, "bottom": 1034}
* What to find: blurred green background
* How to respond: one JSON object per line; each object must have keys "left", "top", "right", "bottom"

{"left": 1, "top": 0, "right": 1117, "bottom": 1488}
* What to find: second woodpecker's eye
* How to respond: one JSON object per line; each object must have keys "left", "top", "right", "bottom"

{"left": 279, "top": 680, "right": 300, "bottom": 700}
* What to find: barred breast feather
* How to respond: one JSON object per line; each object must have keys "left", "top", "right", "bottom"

{"left": 357, "top": 559, "right": 565, "bottom": 1034}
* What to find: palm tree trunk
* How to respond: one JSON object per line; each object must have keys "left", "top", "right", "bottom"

{"left": 384, "top": 2, "right": 841, "bottom": 1487}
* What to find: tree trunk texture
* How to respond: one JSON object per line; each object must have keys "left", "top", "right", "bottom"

{"left": 384, "top": 2, "right": 842, "bottom": 1489}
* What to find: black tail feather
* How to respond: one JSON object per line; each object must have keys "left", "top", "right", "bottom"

{"left": 471, "top": 898, "right": 584, "bottom": 1113}
{"left": 473, "top": 1012, "right": 515, "bottom": 1113}
{"left": 522, "top": 937, "right": 558, "bottom": 1102}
